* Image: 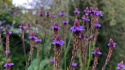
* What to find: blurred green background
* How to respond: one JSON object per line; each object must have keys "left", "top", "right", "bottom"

{"left": 0, "top": 0, "right": 125, "bottom": 70}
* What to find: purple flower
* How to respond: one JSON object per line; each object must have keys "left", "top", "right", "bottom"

{"left": 52, "top": 21, "right": 60, "bottom": 31}
{"left": 29, "top": 32, "right": 37, "bottom": 40}
{"left": 85, "top": 18, "right": 90, "bottom": 22}
{"left": 74, "top": 8, "right": 80, "bottom": 14}
{"left": 84, "top": 7, "right": 91, "bottom": 16}
{"left": 116, "top": 61, "right": 125, "bottom": 70}
{"left": 92, "top": 47, "right": 102, "bottom": 55}
{"left": 4, "top": 50, "right": 11, "bottom": 54}
{"left": 4, "top": 59, "right": 14, "bottom": 67}
{"left": 50, "top": 59, "right": 55, "bottom": 64}
{"left": 72, "top": 63, "right": 77, "bottom": 67}
{"left": 3, "top": 27, "right": 12, "bottom": 35}
{"left": 35, "top": 37, "right": 42, "bottom": 43}
{"left": 60, "top": 10, "right": 65, "bottom": 16}
{"left": 0, "top": 20, "right": 6, "bottom": 24}
{"left": 19, "top": 21, "right": 26, "bottom": 30}
{"left": 82, "top": 15, "right": 86, "bottom": 20}
{"left": 52, "top": 34, "right": 65, "bottom": 46}
{"left": 0, "top": 26, "right": 4, "bottom": 30}
{"left": 6, "top": 24, "right": 10, "bottom": 29}
{"left": 86, "top": 36, "right": 93, "bottom": 42}
{"left": 70, "top": 19, "right": 85, "bottom": 33}
{"left": 79, "top": 32, "right": 84, "bottom": 38}
{"left": 107, "top": 38, "right": 116, "bottom": 47}
{"left": 39, "top": 10, "right": 43, "bottom": 16}
{"left": 63, "top": 20, "right": 68, "bottom": 24}
{"left": 95, "top": 22, "right": 101, "bottom": 28}
{"left": 45, "top": 11, "right": 49, "bottom": 17}
{"left": 96, "top": 11, "right": 103, "bottom": 16}
{"left": 28, "top": 22, "right": 31, "bottom": 28}
{"left": 52, "top": 12, "right": 56, "bottom": 18}
{"left": 35, "top": 19, "right": 38, "bottom": 24}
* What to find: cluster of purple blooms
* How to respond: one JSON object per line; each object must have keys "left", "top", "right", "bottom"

{"left": 70, "top": 19, "right": 85, "bottom": 33}
{"left": 60, "top": 10, "right": 65, "bottom": 16}
{"left": 107, "top": 38, "right": 116, "bottom": 47}
{"left": 52, "top": 21, "right": 60, "bottom": 31}
{"left": 4, "top": 59, "right": 14, "bottom": 68}
{"left": 95, "top": 22, "right": 101, "bottom": 28}
{"left": 52, "top": 34, "right": 65, "bottom": 46}
{"left": 92, "top": 47, "right": 102, "bottom": 55}
{"left": 50, "top": 59, "right": 55, "bottom": 64}
{"left": 3, "top": 28, "right": 12, "bottom": 35}
{"left": 116, "top": 61, "right": 125, "bottom": 70}
{"left": 63, "top": 20, "right": 68, "bottom": 24}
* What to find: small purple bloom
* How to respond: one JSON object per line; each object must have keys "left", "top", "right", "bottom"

{"left": 6, "top": 25, "right": 10, "bottom": 29}
{"left": 70, "top": 19, "right": 85, "bottom": 33}
{"left": 85, "top": 18, "right": 90, "bottom": 22}
{"left": 35, "top": 38, "right": 42, "bottom": 43}
{"left": 52, "top": 12, "right": 56, "bottom": 18}
{"left": 52, "top": 21, "right": 60, "bottom": 30}
{"left": 45, "top": 11, "right": 49, "bottom": 17}
{"left": 52, "top": 34, "right": 65, "bottom": 46}
{"left": 72, "top": 63, "right": 77, "bottom": 67}
{"left": 29, "top": 32, "right": 37, "bottom": 40}
{"left": 79, "top": 32, "right": 84, "bottom": 38}
{"left": 96, "top": 11, "right": 103, "bottom": 16}
{"left": 60, "top": 10, "right": 65, "bottom": 16}
{"left": 63, "top": 20, "right": 68, "bottom": 24}
{"left": 92, "top": 47, "right": 102, "bottom": 55}
{"left": 0, "top": 26, "right": 4, "bottom": 30}
{"left": 28, "top": 22, "right": 31, "bottom": 28}
{"left": 116, "top": 61, "right": 125, "bottom": 70}
{"left": 19, "top": 21, "right": 26, "bottom": 30}
{"left": 35, "top": 19, "right": 38, "bottom": 24}
{"left": 86, "top": 36, "right": 93, "bottom": 42}
{"left": 50, "top": 59, "right": 55, "bottom": 64}
{"left": 5, "top": 50, "right": 11, "bottom": 54}
{"left": 39, "top": 10, "right": 43, "bottom": 16}
{"left": 107, "top": 38, "right": 116, "bottom": 47}
{"left": 74, "top": 8, "right": 80, "bottom": 14}
{"left": 0, "top": 20, "right": 6, "bottom": 24}
{"left": 4, "top": 59, "right": 14, "bottom": 67}
{"left": 95, "top": 22, "right": 101, "bottom": 28}
{"left": 3, "top": 28, "right": 12, "bottom": 35}
{"left": 82, "top": 15, "right": 86, "bottom": 20}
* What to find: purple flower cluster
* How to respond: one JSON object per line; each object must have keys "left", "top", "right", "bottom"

{"left": 82, "top": 15, "right": 86, "bottom": 20}
{"left": 52, "top": 34, "right": 64, "bottom": 46}
{"left": 45, "top": 11, "right": 49, "bottom": 17}
{"left": 95, "top": 22, "right": 101, "bottom": 28}
{"left": 4, "top": 59, "right": 14, "bottom": 68}
{"left": 50, "top": 59, "right": 55, "bottom": 64}
{"left": 19, "top": 21, "right": 26, "bottom": 30}
{"left": 35, "top": 19, "right": 38, "bottom": 24}
{"left": 116, "top": 61, "right": 125, "bottom": 70}
{"left": 84, "top": 7, "right": 91, "bottom": 16}
{"left": 29, "top": 32, "right": 37, "bottom": 40}
{"left": 52, "top": 21, "right": 60, "bottom": 31}
{"left": 4, "top": 50, "right": 11, "bottom": 54}
{"left": 107, "top": 38, "right": 116, "bottom": 47}
{"left": 3, "top": 27, "right": 12, "bottom": 35}
{"left": 35, "top": 37, "right": 42, "bottom": 43}
{"left": 70, "top": 19, "right": 85, "bottom": 33}
{"left": 79, "top": 32, "right": 84, "bottom": 38}
{"left": 0, "top": 26, "right": 4, "bottom": 30}
{"left": 63, "top": 20, "right": 68, "bottom": 24}
{"left": 74, "top": 8, "right": 80, "bottom": 14}
{"left": 39, "top": 10, "right": 43, "bottom": 16}
{"left": 52, "top": 12, "right": 56, "bottom": 18}
{"left": 86, "top": 36, "right": 93, "bottom": 42}
{"left": 72, "top": 63, "right": 77, "bottom": 67}
{"left": 28, "top": 22, "right": 31, "bottom": 28}
{"left": 0, "top": 20, "right": 6, "bottom": 24}
{"left": 60, "top": 10, "right": 65, "bottom": 16}
{"left": 85, "top": 18, "right": 90, "bottom": 22}
{"left": 92, "top": 47, "right": 102, "bottom": 55}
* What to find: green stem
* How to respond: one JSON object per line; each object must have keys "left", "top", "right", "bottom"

{"left": 86, "top": 41, "right": 92, "bottom": 70}
{"left": 64, "top": 44, "right": 66, "bottom": 70}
